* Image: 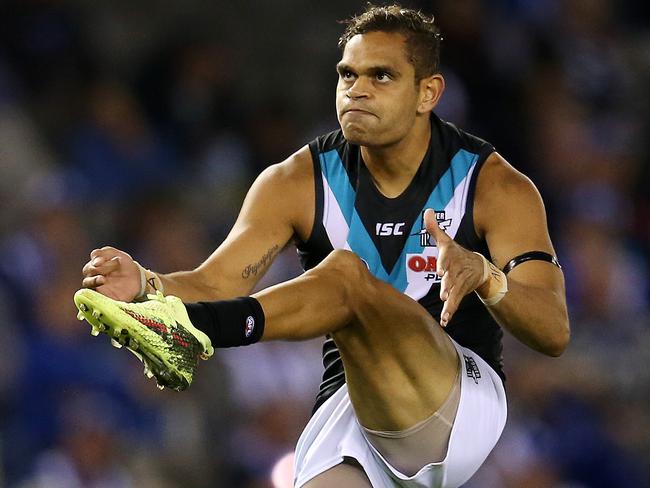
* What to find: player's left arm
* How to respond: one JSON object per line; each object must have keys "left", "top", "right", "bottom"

{"left": 474, "top": 152, "right": 570, "bottom": 356}
{"left": 425, "top": 152, "right": 569, "bottom": 357}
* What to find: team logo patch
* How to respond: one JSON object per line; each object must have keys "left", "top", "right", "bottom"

{"left": 417, "top": 210, "right": 452, "bottom": 247}
{"left": 464, "top": 355, "right": 481, "bottom": 384}
{"left": 244, "top": 316, "right": 255, "bottom": 338}
{"left": 403, "top": 211, "right": 453, "bottom": 289}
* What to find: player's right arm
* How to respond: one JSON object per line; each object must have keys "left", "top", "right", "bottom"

{"left": 82, "top": 146, "right": 315, "bottom": 302}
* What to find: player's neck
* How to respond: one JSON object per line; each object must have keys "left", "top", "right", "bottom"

{"left": 361, "top": 119, "right": 431, "bottom": 199}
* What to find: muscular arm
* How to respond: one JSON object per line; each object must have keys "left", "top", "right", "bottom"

{"left": 474, "top": 153, "right": 570, "bottom": 356}
{"left": 84, "top": 146, "right": 315, "bottom": 303}
{"left": 160, "top": 146, "right": 315, "bottom": 301}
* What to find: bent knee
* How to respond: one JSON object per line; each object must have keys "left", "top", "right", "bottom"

{"left": 305, "top": 250, "right": 374, "bottom": 307}
{"left": 316, "top": 250, "right": 370, "bottom": 282}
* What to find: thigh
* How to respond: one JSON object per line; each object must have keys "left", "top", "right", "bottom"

{"left": 333, "top": 272, "right": 459, "bottom": 431}
{"left": 256, "top": 249, "right": 458, "bottom": 431}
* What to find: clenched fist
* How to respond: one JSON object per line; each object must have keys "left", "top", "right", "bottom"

{"left": 81, "top": 246, "right": 141, "bottom": 301}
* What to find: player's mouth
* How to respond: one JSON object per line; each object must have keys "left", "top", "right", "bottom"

{"left": 342, "top": 108, "right": 377, "bottom": 117}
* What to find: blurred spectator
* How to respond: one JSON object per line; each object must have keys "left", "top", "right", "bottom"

{"left": 67, "top": 81, "right": 179, "bottom": 202}
{"left": 16, "top": 391, "right": 134, "bottom": 488}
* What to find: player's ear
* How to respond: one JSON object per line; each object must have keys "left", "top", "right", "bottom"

{"left": 417, "top": 74, "right": 444, "bottom": 114}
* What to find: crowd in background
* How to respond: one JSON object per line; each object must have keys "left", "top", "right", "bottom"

{"left": 0, "top": 0, "right": 648, "bottom": 486}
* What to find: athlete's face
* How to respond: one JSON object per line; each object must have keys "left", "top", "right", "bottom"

{"left": 336, "top": 31, "right": 440, "bottom": 147}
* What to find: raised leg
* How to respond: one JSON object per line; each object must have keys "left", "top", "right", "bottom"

{"left": 254, "top": 250, "right": 459, "bottom": 431}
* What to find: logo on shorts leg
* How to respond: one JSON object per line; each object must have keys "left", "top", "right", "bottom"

{"left": 464, "top": 355, "right": 481, "bottom": 384}
{"left": 244, "top": 316, "right": 255, "bottom": 338}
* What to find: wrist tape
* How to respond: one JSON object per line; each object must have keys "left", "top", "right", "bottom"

{"left": 473, "top": 252, "right": 508, "bottom": 306}
{"left": 135, "top": 261, "right": 164, "bottom": 299}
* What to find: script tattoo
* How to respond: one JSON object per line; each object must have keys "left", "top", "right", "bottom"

{"left": 242, "top": 245, "right": 280, "bottom": 279}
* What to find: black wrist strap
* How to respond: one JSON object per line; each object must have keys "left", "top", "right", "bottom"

{"left": 502, "top": 251, "right": 561, "bottom": 275}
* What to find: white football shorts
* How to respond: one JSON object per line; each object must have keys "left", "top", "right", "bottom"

{"left": 294, "top": 339, "right": 507, "bottom": 488}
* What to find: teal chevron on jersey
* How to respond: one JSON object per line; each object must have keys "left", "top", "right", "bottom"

{"left": 320, "top": 149, "right": 356, "bottom": 227}
{"left": 404, "top": 148, "right": 480, "bottom": 256}
{"left": 320, "top": 146, "right": 479, "bottom": 295}
{"left": 390, "top": 149, "right": 479, "bottom": 294}
{"left": 347, "top": 209, "right": 391, "bottom": 281}
{"left": 320, "top": 148, "right": 390, "bottom": 281}
{"left": 429, "top": 149, "right": 480, "bottom": 209}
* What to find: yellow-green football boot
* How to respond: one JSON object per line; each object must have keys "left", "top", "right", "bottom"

{"left": 74, "top": 289, "right": 213, "bottom": 391}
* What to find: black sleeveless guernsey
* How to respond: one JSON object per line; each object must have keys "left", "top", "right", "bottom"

{"left": 296, "top": 114, "right": 504, "bottom": 412}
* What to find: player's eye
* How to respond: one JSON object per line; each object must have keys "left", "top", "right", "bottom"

{"left": 341, "top": 70, "right": 355, "bottom": 80}
{"left": 375, "top": 72, "right": 391, "bottom": 82}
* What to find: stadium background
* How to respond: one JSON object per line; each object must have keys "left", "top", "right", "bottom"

{"left": 0, "top": 0, "right": 648, "bottom": 486}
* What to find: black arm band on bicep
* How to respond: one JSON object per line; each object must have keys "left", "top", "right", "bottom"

{"left": 502, "top": 251, "right": 561, "bottom": 275}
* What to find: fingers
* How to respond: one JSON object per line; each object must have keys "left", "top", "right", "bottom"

{"left": 85, "top": 255, "right": 121, "bottom": 275}
{"left": 90, "top": 246, "right": 117, "bottom": 260}
{"left": 81, "top": 247, "right": 140, "bottom": 301}
{"left": 82, "top": 274, "right": 106, "bottom": 288}
{"left": 439, "top": 270, "right": 451, "bottom": 301}
{"left": 79, "top": 278, "right": 121, "bottom": 300}
{"left": 438, "top": 267, "right": 473, "bottom": 327}
{"left": 440, "top": 286, "right": 463, "bottom": 327}
{"left": 89, "top": 246, "right": 131, "bottom": 263}
{"left": 440, "top": 282, "right": 465, "bottom": 327}
{"left": 82, "top": 256, "right": 105, "bottom": 275}
{"left": 82, "top": 254, "right": 122, "bottom": 289}
{"left": 437, "top": 259, "right": 463, "bottom": 296}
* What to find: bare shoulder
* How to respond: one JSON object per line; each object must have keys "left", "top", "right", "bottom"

{"left": 475, "top": 152, "right": 545, "bottom": 232}
{"left": 263, "top": 145, "right": 313, "bottom": 184}
{"left": 256, "top": 146, "right": 313, "bottom": 190}
{"left": 252, "top": 145, "right": 315, "bottom": 241}
{"left": 476, "top": 152, "right": 542, "bottom": 206}
{"left": 474, "top": 152, "right": 552, "bottom": 268}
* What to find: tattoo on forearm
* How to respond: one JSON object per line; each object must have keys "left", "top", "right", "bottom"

{"left": 242, "top": 245, "right": 280, "bottom": 279}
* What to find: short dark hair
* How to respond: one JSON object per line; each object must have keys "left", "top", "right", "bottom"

{"left": 338, "top": 4, "right": 442, "bottom": 81}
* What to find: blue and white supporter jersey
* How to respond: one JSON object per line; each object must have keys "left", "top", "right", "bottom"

{"left": 297, "top": 114, "right": 505, "bottom": 411}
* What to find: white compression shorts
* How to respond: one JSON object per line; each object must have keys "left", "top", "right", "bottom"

{"left": 294, "top": 339, "right": 507, "bottom": 488}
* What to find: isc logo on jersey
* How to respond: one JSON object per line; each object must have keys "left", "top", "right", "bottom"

{"left": 376, "top": 222, "right": 405, "bottom": 236}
